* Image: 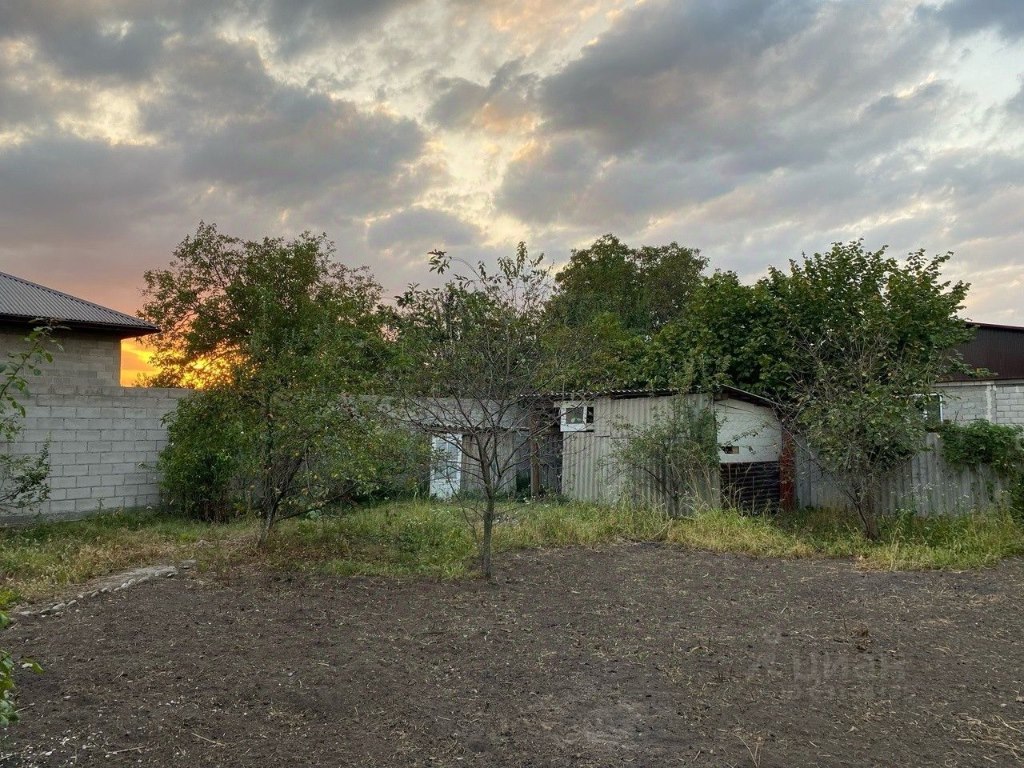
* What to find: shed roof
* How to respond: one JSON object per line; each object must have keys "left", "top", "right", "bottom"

{"left": 553, "top": 386, "right": 775, "bottom": 408}
{"left": 0, "top": 271, "right": 158, "bottom": 337}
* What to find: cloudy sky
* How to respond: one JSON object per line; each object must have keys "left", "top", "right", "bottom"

{"left": 1, "top": 0, "right": 1023, "bottom": 381}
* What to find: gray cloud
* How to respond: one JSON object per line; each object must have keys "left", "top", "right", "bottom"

{"left": 537, "top": 0, "right": 943, "bottom": 162}
{"left": 498, "top": 0, "right": 955, "bottom": 236}
{"left": 0, "top": 135, "right": 178, "bottom": 246}
{"left": 257, "top": 0, "right": 422, "bottom": 55}
{"left": 134, "top": 34, "right": 436, "bottom": 215}
{"left": 1008, "top": 79, "right": 1024, "bottom": 114}
{"left": 180, "top": 91, "right": 429, "bottom": 213}
{"left": 929, "top": 0, "right": 1024, "bottom": 40}
{"left": 539, "top": 0, "right": 820, "bottom": 155}
{"left": 0, "top": 2, "right": 183, "bottom": 82}
{"left": 427, "top": 59, "right": 537, "bottom": 131}
{"left": 0, "top": 57, "right": 84, "bottom": 131}
{"left": 498, "top": 137, "right": 601, "bottom": 224}
{"left": 367, "top": 206, "right": 479, "bottom": 251}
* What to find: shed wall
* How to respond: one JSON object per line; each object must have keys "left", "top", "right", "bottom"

{"left": 559, "top": 395, "right": 781, "bottom": 509}
{"left": 937, "top": 381, "right": 1024, "bottom": 426}
{"left": 0, "top": 328, "right": 122, "bottom": 389}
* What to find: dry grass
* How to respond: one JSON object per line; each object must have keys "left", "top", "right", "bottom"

{"left": 0, "top": 512, "right": 250, "bottom": 607}
{"left": 2, "top": 500, "right": 1023, "bottom": 607}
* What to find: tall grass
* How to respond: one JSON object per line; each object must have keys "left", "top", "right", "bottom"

{"left": 0, "top": 511, "right": 249, "bottom": 607}
{"left": 2, "top": 501, "right": 1023, "bottom": 606}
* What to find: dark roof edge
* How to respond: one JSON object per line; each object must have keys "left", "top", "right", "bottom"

{"left": 0, "top": 313, "right": 159, "bottom": 338}
{"left": 549, "top": 385, "right": 776, "bottom": 408}
{"left": 968, "top": 321, "right": 1024, "bottom": 333}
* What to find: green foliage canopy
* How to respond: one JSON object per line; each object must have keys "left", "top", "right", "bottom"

{"left": 546, "top": 234, "right": 707, "bottom": 388}
{"left": 144, "top": 223, "right": 418, "bottom": 542}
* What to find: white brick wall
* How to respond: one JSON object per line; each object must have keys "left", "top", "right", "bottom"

{"left": 1, "top": 385, "right": 190, "bottom": 523}
{"left": 937, "top": 381, "right": 1024, "bottom": 427}
{"left": 0, "top": 328, "right": 122, "bottom": 388}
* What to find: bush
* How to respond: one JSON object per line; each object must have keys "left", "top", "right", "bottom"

{"left": 159, "top": 390, "right": 431, "bottom": 524}
{"left": 940, "top": 420, "right": 1024, "bottom": 474}
{"left": 940, "top": 421, "right": 1024, "bottom": 518}
{"left": 159, "top": 392, "right": 246, "bottom": 521}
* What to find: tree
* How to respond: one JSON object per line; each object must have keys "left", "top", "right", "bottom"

{"left": 642, "top": 240, "right": 972, "bottom": 537}
{"left": 142, "top": 224, "right": 414, "bottom": 543}
{"left": 642, "top": 271, "right": 782, "bottom": 392}
{"left": 545, "top": 234, "right": 707, "bottom": 388}
{"left": 549, "top": 234, "right": 707, "bottom": 333}
{"left": 763, "top": 241, "right": 972, "bottom": 399}
{"left": 770, "top": 242, "right": 973, "bottom": 538}
{"left": 391, "top": 245, "right": 586, "bottom": 579}
{"left": 140, "top": 222, "right": 386, "bottom": 389}
{"left": 787, "top": 333, "right": 934, "bottom": 539}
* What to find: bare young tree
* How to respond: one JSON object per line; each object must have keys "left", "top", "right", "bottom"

{"left": 390, "top": 244, "right": 590, "bottom": 579}
{"left": 609, "top": 393, "right": 721, "bottom": 517}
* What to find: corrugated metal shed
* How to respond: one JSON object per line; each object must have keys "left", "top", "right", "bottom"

{"left": 795, "top": 433, "right": 1008, "bottom": 515}
{"left": 0, "top": 271, "right": 158, "bottom": 336}
{"left": 557, "top": 393, "right": 782, "bottom": 512}
{"left": 949, "top": 323, "right": 1024, "bottom": 381}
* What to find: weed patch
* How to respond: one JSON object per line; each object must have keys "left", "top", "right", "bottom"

{"left": 2, "top": 501, "right": 1022, "bottom": 606}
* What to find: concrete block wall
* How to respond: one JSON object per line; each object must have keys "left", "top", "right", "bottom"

{"left": 1, "top": 385, "right": 190, "bottom": 523}
{"left": 937, "top": 381, "right": 1024, "bottom": 426}
{"left": 0, "top": 328, "right": 122, "bottom": 388}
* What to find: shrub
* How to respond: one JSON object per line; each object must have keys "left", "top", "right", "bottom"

{"left": 940, "top": 421, "right": 1024, "bottom": 518}
{"left": 940, "top": 420, "right": 1024, "bottom": 474}
{"left": 159, "top": 391, "right": 246, "bottom": 522}
{"left": 610, "top": 395, "right": 719, "bottom": 517}
{"left": 159, "top": 390, "right": 431, "bottom": 526}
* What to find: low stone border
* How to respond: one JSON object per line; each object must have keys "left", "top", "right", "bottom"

{"left": 13, "top": 560, "right": 197, "bottom": 619}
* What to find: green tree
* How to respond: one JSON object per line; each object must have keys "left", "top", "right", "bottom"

{"left": 546, "top": 234, "right": 707, "bottom": 388}
{"left": 643, "top": 240, "right": 972, "bottom": 537}
{"left": 763, "top": 241, "right": 972, "bottom": 401}
{"left": 141, "top": 222, "right": 386, "bottom": 388}
{"left": 642, "top": 271, "right": 782, "bottom": 392}
{"left": 142, "top": 224, "right": 414, "bottom": 543}
{"left": 771, "top": 242, "right": 972, "bottom": 538}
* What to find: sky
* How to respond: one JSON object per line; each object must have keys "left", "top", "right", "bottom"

{"left": 1, "top": 0, "right": 1023, "bottom": 384}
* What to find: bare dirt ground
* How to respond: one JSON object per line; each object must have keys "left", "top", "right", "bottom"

{"left": 2, "top": 544, "right": 1023, "bottom": 767}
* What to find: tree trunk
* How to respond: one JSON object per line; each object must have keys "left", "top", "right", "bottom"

{"left": 858, "top": 489, "right": 881, "bottom": 541}
{"left": 258, "top": 509, "right": 275, "bottom": 549}
{"left": 258, "top": 392, "right": 276, "bottom": 549}
{"left": 481, "top": 496, "right": 495, "bottom": 580}
{"left": 474, "top": 433, "right": 497, "bottom": 579}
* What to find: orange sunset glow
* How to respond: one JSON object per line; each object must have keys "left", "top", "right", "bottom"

{"left": 120, "top": 339, "right": 157, "bottom": 386}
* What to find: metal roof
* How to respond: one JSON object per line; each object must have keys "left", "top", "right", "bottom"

{"left": 550, "top": 385, "right": 775, "bottom": 408}
{"left": 0, "top": 271, "right": 158, "bottom": 337}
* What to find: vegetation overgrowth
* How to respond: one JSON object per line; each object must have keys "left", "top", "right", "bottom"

{"left": 3, "top": 502, "right": 1023, "bottom": 609}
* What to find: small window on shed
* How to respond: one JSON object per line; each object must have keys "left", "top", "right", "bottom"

{"left": 560, "top": 402, "right": 595, "bottom": 432}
